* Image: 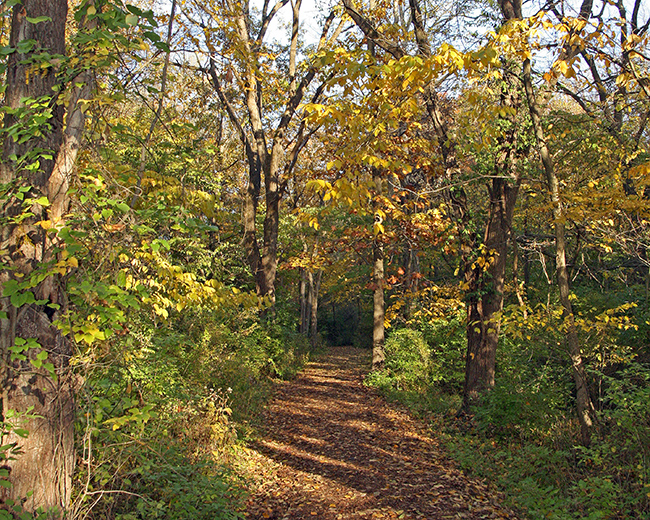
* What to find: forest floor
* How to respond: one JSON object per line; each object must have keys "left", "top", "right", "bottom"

{"left": 241, "top": 346, "right": 521, "bottom": 520}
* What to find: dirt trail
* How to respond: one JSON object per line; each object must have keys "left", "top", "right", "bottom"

{"left": 243, "top": 346, "right": 519, "bottom": 520}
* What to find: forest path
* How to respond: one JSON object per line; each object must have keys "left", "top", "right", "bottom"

{"left": 242, "top": 346, "right": 519, "bottom": 520}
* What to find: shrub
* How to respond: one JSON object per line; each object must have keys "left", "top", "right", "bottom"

{"left": 73, "top": 303, "right": 310, "bottom": 520}
{"left": 417, "top": 314, "right": 466, "bottom": 391}
{"left": 382, "top": 328, "right": 432, "bottom": 392}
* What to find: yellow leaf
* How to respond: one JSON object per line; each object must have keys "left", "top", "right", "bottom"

{"left": 556, "top": 60, "right": 569, "bottom": 75}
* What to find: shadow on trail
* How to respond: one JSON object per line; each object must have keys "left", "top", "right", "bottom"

{"left": 245, "top": 346, "right": 519, "bottom": 520}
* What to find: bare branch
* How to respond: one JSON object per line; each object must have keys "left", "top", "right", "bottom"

{"left": 207, "top": 58, "right": 255, "bottom": 162}
{"left": 341, "top": 0, "right": 405, "bottom": 59}
{"left": 257, "top": 0, "right": 291, "bottom": 44}
{"left": 130, "top": 0, "right": 177, "bottom": 208}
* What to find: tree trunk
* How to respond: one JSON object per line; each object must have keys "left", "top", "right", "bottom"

{"left": 242, "top": 157, "right": 264, "bottom": 294}
{"left": 463, "top": 60, "right": 522, "bottom": 408}
{"left": 299, "top": 267, "right": 309, "bottom": 334}
{"left": 402, "top": 238, "right": 420, "bottom": 320}
{"left": 208, "top": 0, "right": 335, "bottom": 303}
{"left": 260, "top": 144, "right": 283, "bottom": 304}
{"left": 463, "top": 179, "right": 519, "bottom": 406}
{"left": 309, "top": 270, "right": 322, "bottom": 349}
{"left": 372, "top": 175, "right": 385, "bottom": 370}
{"left": 0, "top": 0, "right": 83, "bottom": 513}
{"left": 513, "top": 235, "right": 528, "bottom": 318}
{"left": 372, "top": 243, "right": 385, "bottom": 369}
{"left": 521, "top": 56, "right": 596, "bottom": 446}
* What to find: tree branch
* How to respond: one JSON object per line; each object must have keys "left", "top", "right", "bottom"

{"left": 341, "top": 0, "right": 405, "bottom": 59}
{"left": 207, "top": 58, "right": 256, "bottom": 164}
{"left": 257, "top": 0, "right": 291, "bottom": 44}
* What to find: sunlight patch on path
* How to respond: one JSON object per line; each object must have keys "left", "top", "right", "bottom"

{"left": 243, "top": 346, "right": 520, "bottom": 520}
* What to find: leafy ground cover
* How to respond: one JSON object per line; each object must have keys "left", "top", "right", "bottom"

{"left": 242, "top": 346, "right": 518, "bottom": 519}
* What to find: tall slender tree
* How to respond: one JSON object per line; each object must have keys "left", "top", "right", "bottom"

{"left": 499, "top": 0, "right": 598, "bottom": 444}
{"left": 188, "top": 0, "right": 342, "bottom": 301}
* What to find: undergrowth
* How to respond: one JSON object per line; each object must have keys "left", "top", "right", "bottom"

{"left": 365, "top": 310, "right": 650, "bottom": 520}
{"left": 73, "top": 305, "right": 310, "bottom": 520}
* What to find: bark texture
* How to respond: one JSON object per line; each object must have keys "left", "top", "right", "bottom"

{"left": 1, "top": 0, "right": 92, "bottom": 512}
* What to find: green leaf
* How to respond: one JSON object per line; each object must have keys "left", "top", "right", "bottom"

{"left": 43, "top": 363, "right": 56, "bottom": 380}
{"left": 26, "top": 16, "right": 52, "bottom": 24}
{"left": 125, "top": 14, "right": 139, "bottom": 26}
{"left": 154, "top": 41, "right": 170, "bottom": 53}
{"left": 10, "top": 291, "right": 36, "bottom": 308}
{"left": 2, "top": 279, "right": 20, "bottom": 297}
{"left": 16, "top": 39, "right": 36, "bottom": 53}
{"left": 143, "top": 31, "right": 160, "bottom": 42}
{"left": 126, "top": 4, "right": 143, "bottom": 15}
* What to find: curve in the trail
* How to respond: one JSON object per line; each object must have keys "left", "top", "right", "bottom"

{"left": 244, "top": 346, "right": 520, "bottom": 520}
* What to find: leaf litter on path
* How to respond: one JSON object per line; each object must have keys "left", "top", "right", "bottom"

{"left": 243, "top": 347, "right": 520, "bottom": 520}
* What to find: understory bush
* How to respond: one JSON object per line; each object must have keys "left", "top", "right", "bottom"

{"left": 367, "top": 305, "right": 650, "bottom": 520}
{"left": 365, "top": 320, "right": 464, "bottom": 415}
{"left": 417, "top": 314, "right": 466, "bottom": 391}
{"left": 73, "top": 305, "right": 310, "bottom": 520}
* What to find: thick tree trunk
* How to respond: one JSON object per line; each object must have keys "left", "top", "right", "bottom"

{"left": 242, "top": 159, "right": 264, "bottom": 294}
{"left": 0, "top": 0, "right": 83, "bottom": 513}
{"left": 463, "top": 179, "right": 519, "bottom": 406}
{"left": 0, "top": 0, "right": 66, "bottom": 185}
{"left": 260, "top": 145, "right": 283, "bottom": 303}
{"left": 463, "top": 65, "right": 522, "bottom": 407}
{"left": 1, "top": 308, "right": 76, "bottom": 514}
